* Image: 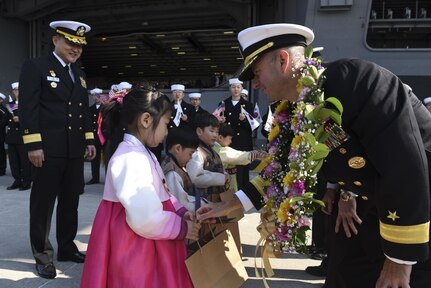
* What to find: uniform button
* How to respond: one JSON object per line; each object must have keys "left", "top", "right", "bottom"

{"left": 229, "top": 112, "right": 232, "bottom": 115}
{"left": 79, "top": 127, "right": 82, "bottom": 130}
{"left": 68, "top": 114, "right": 72, "bottom": 117}
{"left": 339, "top": 148, "right": 347, "bottom": 154}
{"left": 68, "top": 102, "right": 72, "bottom": 105}
{"left": 7, "top": 127, "right": 10, "bottom": 130}
{"left": 227, "top": 122, "right": 231, "bottom": 125}
{"left": 68, "top": 126, "right": 72, "bottom": 130}
{"left": 93, "top": 121, "right": 96, "bottom": 124}
{"left": 15, "top": 128, "right": 18, "bottom": 131}
{"left": 123, "top": 128, "right": 126, "bottom": 131}
{"left": 93, "top": 114, "right": 97, "bottom": 117}
{"left": 79, "top": 103, "right": 83, "bottom": 106}
{"left": 361, "top": 196, "right": 368, "bottom": 201}
{"left": 338, "top": 181, "right": 345, "bottom": 186}
{"left": 8, "top": 119, "right": 11, "bottom": 122}
{"left": 237, "top": 133, "right": 240, "bottom": 136}
{"left": 353, "top": 181, "right": 362, "bottom": 186}
{"left": 79, "top": 115, "right": 83, "bottom": 118}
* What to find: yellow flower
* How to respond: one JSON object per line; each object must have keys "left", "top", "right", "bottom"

{"left": 291, "top": 135, "right": 304, "bottom": 148}
{"left": 275, "top": 100, "right": 289, "bottom": 114}
{"left": 283, "top": 173, "right": 294, "bottom": 187}
{"left": 268, "top": 124, "right": 280, "bottom": 141}
{"left": 277, "top": 199, "right": 292, "bottom": 223}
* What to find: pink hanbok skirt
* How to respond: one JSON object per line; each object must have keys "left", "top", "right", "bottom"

{"left": 80, "top": 199, "right": 193, "bottom": 288}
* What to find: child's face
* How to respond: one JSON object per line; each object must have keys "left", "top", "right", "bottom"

{"left": 143, "top": 113, "right": 171, "bottom": 147}
{"left": 171, "top": 145, "right": 196, "bottom": 167}
{"left": 218, "top": 135, "right": 232, "bottom": 147}
{"left": 197, "top": 126, "right": 219, "bottom": 147}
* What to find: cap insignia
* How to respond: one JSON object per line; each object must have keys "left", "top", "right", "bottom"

{"left": 76, "top": 26, "right": 86, "bottom": 36}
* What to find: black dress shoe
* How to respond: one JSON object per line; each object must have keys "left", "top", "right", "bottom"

{"left": 85, "top": 179, "right": 99, "bottom": 185}
{"left": 7, "top": 182, "right": 21, "bottom": 190}
{"left": 19, "top": 184, "right": 31, "bottom": 191}
{"left": 35, "top": 263, "right": 57, "bottom": 279}
{"left": 57, "top": 251, "right": 86, "bottom": 263}
{"left": 305, "top": 264, "right": 327, "bottom": 277}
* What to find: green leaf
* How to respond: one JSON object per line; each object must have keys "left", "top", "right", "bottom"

{"left": 325, "top": 97, "right": 343, "bottom": 114}
{"left": 309, "top": 65, "right": 318, "bottom": 79}
{"left": 301, "top": 76, "right": 315, "bottom": 86}
{"left": 304, "top": 45, "right": 313, "bottom": 59}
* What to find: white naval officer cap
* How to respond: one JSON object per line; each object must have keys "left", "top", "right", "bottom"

{"left": 241, "top": 89, "right": 248, "bottom": 96}
{"left": 90, "top": 88, "right": 103, "bottom": 94}
{"left": 117, "top": 82, "right": 132, "bottom": 90}
{"left": 49, "top": 20, "right": 91, "bottom": 45}
{"left": 189, "top": 93, "right": 201, "bottom": 99}
{"left": 424, "top": 97, "right": 431, "bottom": 105}
{"left": 171, "top": 84, "right": 185, "bottom": 91}
{"left": 11, "top": 82, "right": 19, "bottom": 90}
{"left": 237, "top": 23, "right": 314, "bottom": 81}
{"left": 0, "top": 93, "right": 6, "bottom": 100}
{"left": 229, "top": 78, "right": 243, "bottom": 85}
{"left": 312, "top": 47, "right": 324, "bottom": 57}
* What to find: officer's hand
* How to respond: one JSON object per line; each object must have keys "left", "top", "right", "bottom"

{"left": 239, "top": 113, "right": 246, "bottom": 121}
{"left": 376, "top": 258, "right": 411, "bottom": 288}
{"left": 321, "top": 188, "right": 337, "bottom": 215}
{"left": 181, "top": 114, "right": 188, "bottom": 121}
{"left": 86, "top": 145, "right": 96, "bottom": 160}
{"left": 28, "top": 149, "right": 44, "bottom": 168}
{"left": 335, "top": 197, "right": 362, "bottom": 238}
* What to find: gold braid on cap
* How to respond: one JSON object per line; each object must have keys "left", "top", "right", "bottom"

{"left": 244, "top": 42, "right": 274, "bottom": 67}
{"left": 56, "top": 29, "right": 87, "bottom": 45}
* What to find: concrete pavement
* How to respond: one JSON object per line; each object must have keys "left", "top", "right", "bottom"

{"left": 0, "top": 162, "right": 325, "bottom": 287}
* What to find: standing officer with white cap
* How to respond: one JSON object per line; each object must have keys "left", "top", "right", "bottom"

{"left": 198, "top": 23, "right": 431, "bottom": 288}
{"left": 0, "top": 92, "right": 8, "bottom": 176}
{"left": 5, "top": 82, "right": 32, "bottom": 191}
{"left": 219, "top": 78, "right": 254, "bottom": 190}
{"left": 86, "top": 88, "right": 104, "bottom": 185}
{"left": 189, "top": 92, "right": 208, "bottom": 115}
{"left": 169, "top": 84, "right": 195, "bottom": 129}
{"left": 19, "top": 20, "right": 96, "bottom": 279}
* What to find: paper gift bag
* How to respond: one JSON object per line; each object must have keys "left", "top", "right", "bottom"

{"left": 213, "top": 221, "right": 242, "bottom": 256}
{"left": 219, "top": 188, "right": 244, "bottom": 221}
{"left": 186, "top": 229, "right": 248, "bottom": 288}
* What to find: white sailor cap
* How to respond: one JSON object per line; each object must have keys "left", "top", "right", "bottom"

{"left": 90, "top": 88, "right": 103, "bottom": 94}
{"left": 238, "top": 23, "right": 314, "bottom": 81}
{"left": 0, "top": 93, "right": 6, "bottom": 100}
{"left": 11, "top": 82, "right": 19, "bottom": 90}
{"left": 49, "top": 20, "right": 91, "bottom": 45}
{"left": 189, "top": 93, "right": 201, "bottom": 99}
{"left": 424, "top": 97, "right": 431, "bottom": 105}
{"left": 171, "top": 84, "right": 185, "bottom": 91}
{"left": 229, "top": 78, "right": 243, "bottom": 85}
{"left": 312, "top": 47, "right": 324, "bottom": 57}
{"left": 241, "top": 89, "right": 248, "bottom": 96}
{"left": 117, "top": 82, "right": 132, "bottom": 90}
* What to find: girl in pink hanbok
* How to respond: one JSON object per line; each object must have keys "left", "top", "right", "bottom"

{"left": 81, "top": 88, "right": 200, "bottom": 288}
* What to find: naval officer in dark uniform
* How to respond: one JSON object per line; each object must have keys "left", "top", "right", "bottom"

{"left": 0, "top": 93, "right": 8, "bottom": 175}
{"left": 86, "top": 88, "right": 103, "bottom": 185}
{"left": 197, "top": 23, "right": 431, "bottom": 288}
{"left": 5, "top": 82, "right": 32, "bottom": 191}
{"left": 219, "top": 78, "right": 254, "bottom": 189}
{"left": 19, "top": 20, "right": 96, "bottom": 279}
{"left": 169, "top": 84, "right": 195, "bottom": 129}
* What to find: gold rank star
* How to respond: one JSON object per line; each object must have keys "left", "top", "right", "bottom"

{"left": 387, "top": 211, "right": 400, "bottom": 221}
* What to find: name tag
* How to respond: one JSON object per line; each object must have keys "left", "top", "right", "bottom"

{"left": 47, "top": 76, "right": 60, "bottom": 82}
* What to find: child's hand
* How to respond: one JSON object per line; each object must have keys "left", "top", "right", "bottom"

{"left": 186, "top": 221, "right": 201, "bottom": 241}
{"left": 224, "top": 173, "right": 231, "bottom": 185}
{"left": 183, "top": 211, "right": 195, "bottom": 222}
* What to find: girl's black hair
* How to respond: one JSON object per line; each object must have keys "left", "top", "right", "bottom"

{"left": 100, "top": 86, "right": 173, "bottom": 163}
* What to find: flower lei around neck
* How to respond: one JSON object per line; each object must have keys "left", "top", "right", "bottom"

{"left": 255, "top": 46, "right": 345, "bottom": 263}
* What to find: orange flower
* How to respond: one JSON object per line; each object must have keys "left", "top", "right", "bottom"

{"left": 277, "top": 199, "right": 292, "bottom": 223}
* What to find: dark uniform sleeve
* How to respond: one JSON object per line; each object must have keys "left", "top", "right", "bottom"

{"left": 81, "top": 72, "right": 95, "bottom": 146}
{"left": 18, "top": 59, "right": 43, "bottom": 151}
{"left": 325, "top": 59, "right": 430, "bottom": 261}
